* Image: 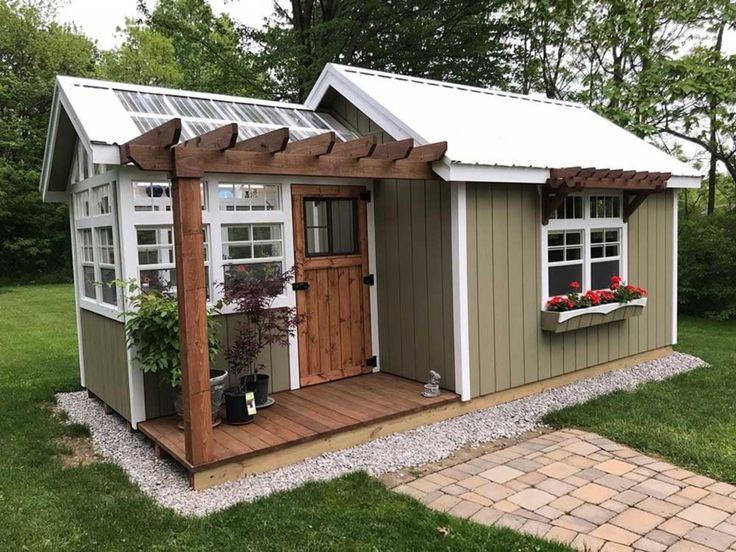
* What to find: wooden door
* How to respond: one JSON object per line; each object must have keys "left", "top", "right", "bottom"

{"left": 292, "top": 185, "right": 372, "bottom": 386}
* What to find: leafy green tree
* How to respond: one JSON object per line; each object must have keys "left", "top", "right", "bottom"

{"left": 258, "top": 0, "right": 513, "bottom": 101}
{"left": 138, "top": 0, "right": 272, "bottom": 98}
{"left": 0, "top": 0, "right": 96, "bottom": 282}
{"left": 99, "top": 19, "right": 183, "bottom": 87}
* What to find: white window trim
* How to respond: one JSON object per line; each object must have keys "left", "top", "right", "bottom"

{"left": 541, "top": 189, "right": 628, "bottom": 306}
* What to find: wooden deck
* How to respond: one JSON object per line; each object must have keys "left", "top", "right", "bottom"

{"left": 139, "top": 372, "right": 458, "bottom": 489}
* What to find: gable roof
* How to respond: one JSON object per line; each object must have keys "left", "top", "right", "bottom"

{"left": 305, "top": 64, "right": 701, "bottom": 188}
{"left": 39, "top": 75, "right": 357, "bottom": 200}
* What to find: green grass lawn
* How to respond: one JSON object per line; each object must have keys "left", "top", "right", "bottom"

{"left": 0, "top": 284, "right": 571, "bottom": 551}
{"left": 545, "top": 315, "right": 736, "bottom": 483}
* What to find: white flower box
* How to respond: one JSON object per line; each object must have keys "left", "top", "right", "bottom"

{"left": 541, "top": 298, "right": 648, "bottom": 333}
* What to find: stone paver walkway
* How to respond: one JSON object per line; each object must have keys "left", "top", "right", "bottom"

{"left": 395, "top": 430, "right": 736, "bottom": 551}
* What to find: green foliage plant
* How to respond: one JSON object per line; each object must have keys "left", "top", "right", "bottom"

{"left": 119, "top": 279, "right": 222, "bottom": 387}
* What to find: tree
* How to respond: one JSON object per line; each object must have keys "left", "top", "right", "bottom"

{"left": 0, "top": 1, "right": 97, "bottom": 282}
{"left": 99, "top": 19, "right": 182, "bottom": 87}
{"left": 258, "top": 0, "right": 513, "bottom": 101}
{"left": 137, "top": 0, "right": 273, "bottom": 98}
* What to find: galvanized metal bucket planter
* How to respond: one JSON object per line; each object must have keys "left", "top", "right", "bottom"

{"left": 541, "top": 298, "right": 647, "bottom": 333}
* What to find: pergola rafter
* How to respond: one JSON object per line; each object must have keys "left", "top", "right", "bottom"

{"left": 542, "top": 166, "right": 671, "bottom": 225}
{"left": 118, "top": 118, "right": 447, "bottom": 468}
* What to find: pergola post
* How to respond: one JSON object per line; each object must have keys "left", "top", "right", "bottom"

{"left": 171, "top": 169, "right": 213, "bottom": 466}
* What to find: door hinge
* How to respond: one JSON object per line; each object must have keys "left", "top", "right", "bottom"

{"left": 366, "top": 355, "right": 377, "bottom": 368}
{"left": 359, "top": 190, "right": 371, "bottom": 202}
{"left": 363, "top": 274, "right": 375, "bottom": 286}
{"left": 292, "top": 281, "right": 310, "bottom": 291}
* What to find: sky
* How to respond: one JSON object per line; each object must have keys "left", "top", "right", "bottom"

{"left": 56, "top": 0, "right": 277, "bottom": 49}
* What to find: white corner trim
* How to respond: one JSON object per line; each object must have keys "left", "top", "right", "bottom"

{"left": 282, "top": 182, "right": 301, "bottom": 390}
{"left": 451, "top": 182, "right": 471, "bottom": 401}
{"left": 550, "top": 298, "right": 648, "bottom": 324}
{"left": 672, "top": 190, "right": 679, "bottom": 344}
{"left": 366, "top": 180, "right": 381, "bottom": 373}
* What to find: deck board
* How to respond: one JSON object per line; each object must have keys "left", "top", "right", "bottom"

{"left": 139, "top": 372, "right": 457, "bottom": 472}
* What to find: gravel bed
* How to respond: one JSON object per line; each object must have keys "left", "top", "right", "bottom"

{"left": 55, "top": 351, "right": 706, "bottom": 516}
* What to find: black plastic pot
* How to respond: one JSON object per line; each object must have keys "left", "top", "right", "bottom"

{"left": 224, "top": 388, "right": 254, "bottom": 425}
{"left": 245, "top": 373, "right": 270, "bottom": 407}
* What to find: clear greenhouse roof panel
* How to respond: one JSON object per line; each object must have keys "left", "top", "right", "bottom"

{"left": 114, "top": 89, "right": 358, "bottom": 142}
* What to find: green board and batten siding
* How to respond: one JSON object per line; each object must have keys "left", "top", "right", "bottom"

{"left": 324, "top": 89, "right": 456, "bottom": 390}
{"left": 373, "top": 179, "right": 456, "bottom": 390}
{"left": 79, "top": 309, "right": 131, "bottom": 420}
{"left": 466, "top": 183, "right": 674, "bottom": 398}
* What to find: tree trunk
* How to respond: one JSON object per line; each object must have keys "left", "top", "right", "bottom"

{"left": 707, "top": 23, "right": 725, "bottom": 215}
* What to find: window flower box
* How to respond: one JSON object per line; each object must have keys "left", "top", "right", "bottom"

{"left": 541, "top": 297, "right": 647, "bottom": 333}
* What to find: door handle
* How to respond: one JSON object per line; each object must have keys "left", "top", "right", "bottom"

{"left": 292, "top": 281, "right": 310, "bottom": 291}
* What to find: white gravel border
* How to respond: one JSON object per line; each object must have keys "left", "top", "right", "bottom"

{"left": 55, "top": 351, "right": 706, "bottom": 516}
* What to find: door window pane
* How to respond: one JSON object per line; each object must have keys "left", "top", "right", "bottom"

{"left": 304, "top": 198, "right": 358, "bottom": 256}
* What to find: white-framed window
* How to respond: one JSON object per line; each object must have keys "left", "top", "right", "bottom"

{"left": 92, "top": 183, "right": 113, "bottom": 215}
{"left": 542, "top": 191, "right": 626, "bottom": 301}
{"left": 218, "top": 182, "right": 281, "bottom": 212}
{"left": 96, "top": 227, "right": 118, "bottom": 305}
{"left": 75, "top": 190, "right": 90, "bottom": 219}
{"left": 78, "top": 229, "right": 96, "bottom": 299}
{"left": 133, "top": 180, "right": 207, "bottom": 212}
{"left": 136, "top": 225, "right": 211, "bottom": 297}
{"left": 221, "top": 223, "right": 284, "bottom": 283}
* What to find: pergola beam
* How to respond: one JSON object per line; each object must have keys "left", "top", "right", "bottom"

{"left": 284, "top": 131, "right": 335, "bottom": 156}
{"left": 122, "top": 144, "right": 437, "bottom": 180}
{"left": 406, "top": 141, "right": 448, "bottom": 162}
{"left": 232, "top": 128, "right": 289, "bottom": 153}
{"left": 328, "top": 135, "right": 377, "bottom": 158}
{"left": 370, "top": 138, "right": 413, "bottom": 160}
{"left": 543, "top": 166, "right": 671, "bottom": 225}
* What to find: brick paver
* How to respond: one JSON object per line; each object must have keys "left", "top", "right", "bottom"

{"left": 394, "top": 430, "right": 736, "bottom": 551}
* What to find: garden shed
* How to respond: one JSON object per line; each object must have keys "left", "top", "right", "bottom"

{"left": 40, "top": 64, "right": 701, "bottom": 488}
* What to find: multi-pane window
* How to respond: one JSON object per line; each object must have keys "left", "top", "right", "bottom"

{"left": 96, "top": 227, "right": 117, "bottom": 305}
{"left": 549, "top": 196, "right": 582, "bottom": 220}
{"left": 590, "top": 228, "right": 621, "bottom": 290}
{"left": 136, "top": 226, "right": 210, "bottom": 296}
{"left": 590, "top": 196, "right": 621, "bottom": 218}
{"left": 547, "top": 230, "right": 584, "bottom": 296}
{"left": 78, "top": 229, "right": 95, "bottom": 299}
{"left": 218, "top": 183, "right": 280, "bottom": 212}
{"left": 304, "top": 198, "right": 358, "bottom": 257}
{"left": 75, "top": 190, "right": 90, "bottom": 219}
{"left": 221, "top": 224, "right": 283, "bottom": 282}
{"left": 133, "top": 180, "right": 206, "bottom": 212}
{"left": 544, "top": 193, "right": 626, "bottom": 299}
{"left": 92, "top": 183, "right": 113, "bottom": 215}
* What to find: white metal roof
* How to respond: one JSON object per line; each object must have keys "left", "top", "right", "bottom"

{"left": 41, "top": 66, "right": 702, "bottom": 200}
{"left": 39, "top": 75, "right": 359, "bottom": 200}
{"left": 306, "top": 64, "right": 701, "bottom": 187}
{"left": 56, "top": 75, "right": 356, "bottom": 146}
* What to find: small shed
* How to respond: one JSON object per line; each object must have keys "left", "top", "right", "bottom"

{"left": 40, "top": 64, "right": 700, "bottom": 488}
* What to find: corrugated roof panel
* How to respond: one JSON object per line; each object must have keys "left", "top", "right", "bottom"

{"left": 311, "top": 64, "right": 700, "bottom": 179}
{"left": 57, "top": 76, "right": 359, "bottom": 148}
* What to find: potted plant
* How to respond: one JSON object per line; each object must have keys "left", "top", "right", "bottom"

{"left": 120, "top": 280, "right": 227, "bottom": 426}
{"left": 220, "top": 265, "right": 300, "bottom": 421}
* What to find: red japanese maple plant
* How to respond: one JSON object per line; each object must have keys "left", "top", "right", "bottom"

{"left": 545, "top": 276, "right": 646, "bottom": 312}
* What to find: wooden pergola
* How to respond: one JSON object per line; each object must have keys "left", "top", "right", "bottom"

{"left": 542, "top": 166, "right": 671, "bottom": 224}
{"left": 119, "top": 118, "right": 447, "bottom": 467}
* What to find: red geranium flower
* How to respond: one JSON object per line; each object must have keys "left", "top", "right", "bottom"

{"left": 610, "top": 275, "right": 622, "bottom": 290}
{"left": 569, "top": 281, "right": 580, "bottom": 290}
